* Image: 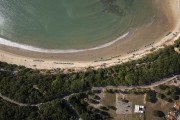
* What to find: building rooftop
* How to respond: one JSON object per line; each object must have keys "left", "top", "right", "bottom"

{"left": 134, "top": 105, "right": 145, "bottom": 113}
{"left": 177, "top": 115, "right": 180, "bottom": 120}
{"left": 167, "top": 114, "right": 176, "bottom": 120}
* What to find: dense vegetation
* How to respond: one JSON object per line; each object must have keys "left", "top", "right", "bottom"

{"left": 146, "top": 85, "right": 180, "bottom": 104}
{"left": 158, "top": 85, "right": 180, "bottom": 102}
{"left": 0, "top": 98, "right": 76, "bottom": 120}
{"left": 0, "top": 39, "right": 180, "bottom": 104}
{"left": 146, "top": 90, "right": 157, "bottom": 103}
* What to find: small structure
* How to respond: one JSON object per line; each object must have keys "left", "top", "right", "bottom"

{"left": 167, "top": 114, "right": 176, "bottom": 120}
{"left": 169, "top": 111, "right": 177, "bottom": 117}
{"left": 167, "top": 112, "right": 178, "bottom": 120}
{"left": 174, "top": 102, "right": 180, "bottom": 111}
{"left": 167, "top": 102, "right": 180, "bottom": 120}
{"left": 134, "top": 105, "right": 145, "bottom": 113}
{"left": 177, "top": 115, "right": 180, "bottom": 120}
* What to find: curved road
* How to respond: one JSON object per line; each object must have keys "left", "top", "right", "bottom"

{"left": 0, "top": 75, "right": 179, "bottom": 107}
{"left": 92, "top": 75, "right": 180, "bottom": 91}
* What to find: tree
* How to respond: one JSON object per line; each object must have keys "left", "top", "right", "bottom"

{"left": 100, "top": 106, "right": 109, "bottom": 111}
{"left": 157, "top": 93, "right": 166, "bottom": 99}
{"left": 125, "top": 74, "right": 134, "bottom": 85}
{"left": 164, "top": 88, "right": 171, "bottom": 95}
{"left": 159, "top": 85, "right": 168, "bottom": 90}
{"left": 164, "top": 97, "right": 173, "bottom": 103}
{"left": 146, "top": 91, "right": 157, "bottom": 103}
{"left": 171, "top": 95, "right": 179, "bottom": 100}
{"left": 153, "top": 110, "right": 165, "bottom": 118}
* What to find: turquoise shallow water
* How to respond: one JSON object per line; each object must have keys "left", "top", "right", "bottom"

{"left": 0, "top": 0, "right": 157, "bottom": 49}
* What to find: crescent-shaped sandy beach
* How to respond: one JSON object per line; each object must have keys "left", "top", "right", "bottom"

{"left": 0, "top": 0, "right": 180, "bottom": 70}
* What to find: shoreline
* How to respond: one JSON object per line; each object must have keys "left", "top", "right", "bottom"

{"left": 0, "top": 0, "right": 180, "bottom": 70}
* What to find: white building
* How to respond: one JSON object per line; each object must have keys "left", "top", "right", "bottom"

{"left": 134, "top": 105, "right": 145, "bottom": 113}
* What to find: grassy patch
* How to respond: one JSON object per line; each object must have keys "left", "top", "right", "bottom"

{"left": 101, "top": 93, "right": 145, "bottom": 120}
{"left": 145, "top": 100, "right": 173, "bottom": 120}
{"left": 125, "top": 94, "right": 145, "bottom": 120}
{"left": 102, "top": 92, "right": 116, "bottom": 106}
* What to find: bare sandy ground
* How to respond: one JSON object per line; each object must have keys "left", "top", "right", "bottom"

{"left": 0, "top": 0, "right": 180, "bottom": 70}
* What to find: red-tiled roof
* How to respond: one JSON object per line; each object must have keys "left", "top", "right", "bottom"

{"left": 167, "top": 115, "right": 175, "bottom": 120}
{"left": 169, "top": 112, "right": 176, "bottom": 116}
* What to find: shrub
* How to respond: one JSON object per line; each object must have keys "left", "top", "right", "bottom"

{"left": 146, "top": 91, "right": 157, "bottom": 103}
{"left": 153, "top": 110, "right": 165, "bottom": 118}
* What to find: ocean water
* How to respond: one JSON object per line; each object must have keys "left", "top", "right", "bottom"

{"left": 0, "top": 0, "right": 157, "bottom": 50}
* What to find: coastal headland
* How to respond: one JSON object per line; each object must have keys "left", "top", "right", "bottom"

{"left": 0, "top": 0, "right": 180, "bottom": 70}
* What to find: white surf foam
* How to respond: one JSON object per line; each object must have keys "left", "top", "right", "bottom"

{"left": 0, "top": 32, "right": 129, "bottom": 53}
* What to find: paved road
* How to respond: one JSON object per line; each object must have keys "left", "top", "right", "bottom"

{"left": 0, "top": 75, "right": 179, "bottom": 107}
{"left": 0, "top": 93, "right": 30, "bottom": 106}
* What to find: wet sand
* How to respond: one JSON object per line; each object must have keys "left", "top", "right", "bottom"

{"left": 0, "top": 0, "right": 180, "bottom": 70}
